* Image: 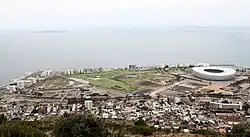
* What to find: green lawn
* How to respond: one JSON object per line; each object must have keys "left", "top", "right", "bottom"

{"left": 44, "top": 78, "right": 69, "bottom": 86}
{"left": 71, "top": 70, "right": 159, "bottom": 92}
{"left": 70, "top": 69, "right": 169, "bottom": 92}
{"left": 0, "top": 90, "right": 5, "bottom": 97}
{"left": 117, "top": 78, "right": 139, "bottom": 84}
{"left": 72, "top": 75, "right": 141, "bottom": 92}
{"left": 30, "top": 77, "right": 79, "bottom": 90}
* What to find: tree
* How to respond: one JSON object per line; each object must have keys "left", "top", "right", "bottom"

{"left": 229, "top": 123, "right": 250, "bottom": 137}
{"left": 191, "top": 129, "right": 216, "bottom": 136}
{"left": 133, "top": 117, "right": 154, "bottom": 136}
{"left": 62, "top": 112, "right": 71, "bottom": 118}
{"left": 180, "top": 120, "right": 189, "bottom": 129}
{"left": 133, "top": 125, "right": 154, "bottom": 136}
{"left": 242, "top": 103, "right": 250, "bottom": 113}
{"left": 53, "top": 114, "right": 110, "bottom": 137}
{"left": 134, "top": 117, "right": 147, "bottom": 126}
{"left": 0, "top": 121, "right": 47, "bottom": 137}
{"left": 107, "top": 121, "right": 127, "bottom": 137}
{"left": 0, "top": 114, "right": 7, "bottom": 125}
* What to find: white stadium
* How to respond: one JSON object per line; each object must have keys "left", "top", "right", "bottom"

{"left": 192, "top": 66, "right": 236, "bottom": 81}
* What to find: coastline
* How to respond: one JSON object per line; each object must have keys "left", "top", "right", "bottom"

{"left": 0, "top": 63, "right": 248, "bottom": 90}
{"left": 0, "top": 73, "right": 33, "bottom": 89}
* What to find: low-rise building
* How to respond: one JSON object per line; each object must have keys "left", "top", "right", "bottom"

{"left": 7, "top": 85, "right": 17, "bottom": 93}
{"left": 17, "top": 80, "right": 32, "bottom": 89}
{"left": 85, "top": 100, "right": 93, "bottom": 110}
{"left": 210, "top": 102, "right": 243, "bottom": 110}
{"left": 129, "top": 64, "right": 137, "bottom": 70}
{"left": 27, "top": 77, "right": 38, "bottom": 84}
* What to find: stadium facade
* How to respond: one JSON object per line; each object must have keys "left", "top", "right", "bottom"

{"left": 192, "top": 66, "right": 236, "bottom": 81}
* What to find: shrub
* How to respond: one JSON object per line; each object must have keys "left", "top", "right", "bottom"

{"left": 0, "top": 121, "right": 47, "bottom": 137}
{"left": 133, "top": 117, "right": 154, "bottom": 136}
{"left": 229, "top": 123, "right": 250, "bottom": 137}
{"left": 133, "top": 125, "right": 154, "bottom": 136}
{"left": 53, "top": 114, "right": 110, "bottom": 137}
{"left": 191, "top": 129, "right": 216, "bottom": 135}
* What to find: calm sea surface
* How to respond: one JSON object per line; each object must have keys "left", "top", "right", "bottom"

{"left": 0, "top": 28, "right": 250, "bottom": 85}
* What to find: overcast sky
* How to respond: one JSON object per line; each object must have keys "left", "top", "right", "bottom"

{"left": 1, "top": 0, "right": 250, "bottom": 30}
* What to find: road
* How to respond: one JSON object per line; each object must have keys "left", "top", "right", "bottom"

{"left": 60, "top": 90, "right": 71, "bottom": 103}
{"left": 150, "top": 86, "right": 169, "bottom": 98}
{"left": 68, "top": 78, "right": 90, "bottom": 84}
{"left": 150, "top": 82, "right": 180, "bottom": 98}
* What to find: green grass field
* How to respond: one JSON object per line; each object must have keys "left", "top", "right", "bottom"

{"left": 71, "top": 69, "right": 161, "bottom": 92}
{"left": 30, "top": 77, "right": 79, "bottom": 90}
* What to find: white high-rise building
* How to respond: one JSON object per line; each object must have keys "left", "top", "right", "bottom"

{"left": 17, "top": 80, "right": 25, "bottom": 89}
{"left": 7, "top": 85, "right": 17, "bottom": 93}
{"left": 41, "top": 70, "right": 54, "bottom": 77}
{"left": 84, "top": 100, "right": 93, "bottom": 110}
{"left": 47, "top": 104, "right": 52, "bottom": 114}
{"left": 27, "top": 77, "right": 37, "bottom": 84}
{"left": 72, "top": 104, "right": 76, "bottom": 111}
{"left": 77, "top": 69, "right": 84, "bottom": 74}
{"left": 16, "top": 80, "right": 32, "bottom": 89}
{"left": 65, "top": 69, "right": 74, "bottom": 75}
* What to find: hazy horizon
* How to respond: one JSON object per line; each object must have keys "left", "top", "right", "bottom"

{"left": 1, "top": 27, "right": 250, "bottom": 85}
{"left": 2, "top": 0, "right": 250, "bottom": 30}
{"left": 1, "top": 0, "right": 250, "bottom": 85}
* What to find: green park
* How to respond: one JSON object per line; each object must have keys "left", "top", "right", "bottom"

{"left": 70, "top": 69, "right": 166, "bottom": 92}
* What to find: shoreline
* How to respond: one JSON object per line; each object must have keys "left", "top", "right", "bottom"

{"left": 0, "top": 63, "right": 248, "bottom": 89}
{"left": 0, "top": 73, "right": 33, "bottom": 89}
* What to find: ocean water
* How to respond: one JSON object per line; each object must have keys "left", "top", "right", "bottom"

{"left": 0, "top": 27, "right": 250, "bottom": 85}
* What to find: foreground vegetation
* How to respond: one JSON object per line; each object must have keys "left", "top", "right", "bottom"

{"left": 0, "top": 113, "right": 250, "bottom": 137}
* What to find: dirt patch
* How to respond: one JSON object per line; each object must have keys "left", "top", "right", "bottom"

{"left": 132, "top": 89, "right": 153, "bottom": 96}
{"left": 185, "top": 82, "right": 206, "bottom": 87}
{"left": 171, "top": 85, "right": 193, "bottom": 92}
{"left": 137, "top": 80, "right": 161, "bottom": 87}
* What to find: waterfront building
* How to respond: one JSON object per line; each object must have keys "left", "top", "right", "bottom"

{"left": 27, "top": 77, "right": 37, "bottom": 84}
{"left": 129, "top": 64, "right": 137, "bottom": 70}
{"left": 17, "top": 80, "right": 25, "bottom": 89}
{"left": 77, "top": 69, "right": 84, "bottom": 74}
{"left": 16, "top": 80, "right": 32, "bottom": 89}
{"left": 41, "top": 70, "right": 54, "bottom": 77}
{"left": 197, "top": 63, "right": 210, "bottom": 67}
{"left": 7, "top": 85, "right": 17, "bottom": 93}
{"left": 98, "top": 67, "right": 104, "bottom": 72}
{"left": 65, "top": 69, "right": 74, "bottom": 75}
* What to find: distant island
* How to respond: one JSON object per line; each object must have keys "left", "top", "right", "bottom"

{"left": 32, "top": 30, "right": 69, "bottom": 33}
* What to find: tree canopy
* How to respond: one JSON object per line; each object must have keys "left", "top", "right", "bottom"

{"left": 133, "top": 117, "right": 154, "bottom": 136}
{"left": 229, "top": 123, "right": 250, "bottom": 137}
{"left": 0, "top": 120, "right": 47, "bottom": 137}
{"left": 53, "top": 114, "right": 110, "bottom": 137}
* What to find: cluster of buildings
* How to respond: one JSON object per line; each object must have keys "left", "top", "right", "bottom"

{"left": 0, "top": 92, "right": 248, "bottom": 133}
{"left": 6, "top": 70, "right": 54, "bottom": 93}
{"left": 7, "top": 79, "right": 36, "bottom": 93}
{"left": 63, "top": 68, "right": 114, "bottom": 75}
{"left": 1, "top": 63, "right": 250, "bottom": 134}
